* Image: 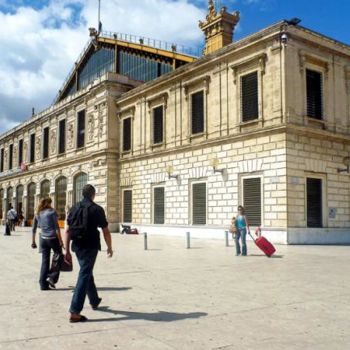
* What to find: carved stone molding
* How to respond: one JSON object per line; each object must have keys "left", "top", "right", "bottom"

{"left": 299, "top": 50, "right": 329, "bottom": 77}
{"left": 50, "top": 130, "right": 56, "bottom": 154}
{"left": 183, "top": 75, "right": 211, "bottom": 98}
{"left": 67, "top": 123, "right": 74, "bottom": 149}
{"left": 230, "top": 53, "right": 267, "bottom": 84}
{"left": 146, "top": 92, "right": 169, "bottom": 109}
{"left": 88, "top": 114, "right": 95, "bottom": 141}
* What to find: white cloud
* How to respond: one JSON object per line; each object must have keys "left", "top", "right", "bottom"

{"left": 0, "top": 0, "right": 206, "bottom": 134}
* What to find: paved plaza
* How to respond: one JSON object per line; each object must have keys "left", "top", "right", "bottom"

{"left": 0, "top": 228, "right": 350, "bottom": 350}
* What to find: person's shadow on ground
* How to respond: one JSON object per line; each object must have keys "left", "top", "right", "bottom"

{"left": 89, "top": 307, "right": 208, "bottom": 323}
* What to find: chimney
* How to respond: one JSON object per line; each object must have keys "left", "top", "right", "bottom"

{"left": 199, "top": 0, "right": 240, "bottom": 55}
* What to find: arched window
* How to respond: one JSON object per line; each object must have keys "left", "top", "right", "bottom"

{"left": 27, "top": 183, "right": 36, "bottom": 222}
{"left": 7, "top": 187, "right": 13, "bottom": 212}
{"left": 16, "top": 185, "right": 24, "bottom": 216}
{"left": 73, "top": 172, "right": 88, "bottom": 205}
{"left": 55, "top": 176, "right": 67, "bottom": 221}
{"left": 40, "top": 180, "right": 50, "bottom": 199}
{"left": 0, "top": 189, "right": 4, "bottom": 220}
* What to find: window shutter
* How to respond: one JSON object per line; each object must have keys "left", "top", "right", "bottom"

{"left": 241, "top": 71, "right": 259, "bottom": 122}
{"left": 18, "top": 139, "right": 23, "bottom": 166}
{"left": 191, "top": 91, "right": 204, "bottom": 134}
{"left": 154, "top": 187, "right": 165, "bottom": 224}
{"left": 0, "top": 149, "right": 4, "bottom": 172}
{"left": 307, "top": 178, "right": 322, "bottom": 228}
{"left": 153, "top": 106, "right": 163, "bottom": 144}
{"left": 192, "top": 183, "right": 206, "bottom": 225}
{"left": 123, "top": 118, "right": 131, "bottom": 151}
{"left": 243, "top": 177, "right": 261, "bottom": 226}
{"left": 9, "top": 144, "right": 13, "bottom": 170}
{"left": 30, "top": 134, "right": 35, "bottom": 163}
{"left": 306, "top": 69, "right": 323, "bottom": 120}
{"left": 43, "top": 127, "right": 49, "bottom": 159}
{"left": 77, "top": 110, "right": 85, "bottom": 148}
{"left": 59, "top": 119, "right": 66, "bottom": 154}
{"left": 123, "top": 190, "right": 132, "bottom": 222}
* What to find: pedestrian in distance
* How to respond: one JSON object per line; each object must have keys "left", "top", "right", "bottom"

{"left": 234, "top": 205, "right": 250, "bottom": 256}
{"left": 6, "top": 203, "right": 17, "bottom": 232}
{"left": 64, "top": 184, "right": 113, "bottom": 323}
{"left": 32, "top": 198, "right": 64, "bottom": 290}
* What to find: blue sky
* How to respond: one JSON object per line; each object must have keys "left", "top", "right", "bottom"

{"left": 0, "top": 0, "right": 349, "bottom": 134}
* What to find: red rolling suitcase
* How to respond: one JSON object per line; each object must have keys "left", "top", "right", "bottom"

{"left": 249, "top": 231, "right": 276, "bottom": 257}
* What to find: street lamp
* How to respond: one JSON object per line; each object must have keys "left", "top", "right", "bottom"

{"left": 166, "top": 165, "right": 179, "bottom": 180}
{"left": 210, "top": 158, "right": 225, "bottom": 174}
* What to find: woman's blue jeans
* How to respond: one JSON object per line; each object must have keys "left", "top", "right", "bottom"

{"left": 235, "top": 228, "right": 247, "bottom": 256}
{"left": 69, "top": 248, "right": 100, "bottom": 314}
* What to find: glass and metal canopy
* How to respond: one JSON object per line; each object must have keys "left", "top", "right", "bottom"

{"left": 56, "top": 31, "right": 198, "bottom": 103}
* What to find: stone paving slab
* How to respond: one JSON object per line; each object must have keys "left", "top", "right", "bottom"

{"left": 0, "top": 229, "right": 350, "bottom": 349}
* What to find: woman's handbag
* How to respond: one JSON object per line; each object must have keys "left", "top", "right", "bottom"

{"left": 229, "top": 224, "right": 236, "bottom": 234}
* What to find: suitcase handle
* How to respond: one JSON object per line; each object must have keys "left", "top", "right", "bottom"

{"left": 248, "top": 231, "right": 256, "bottom": 243}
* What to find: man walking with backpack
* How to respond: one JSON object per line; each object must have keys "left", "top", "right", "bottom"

{"left": 63, "top": 184, "right": 113, "bottom": 323}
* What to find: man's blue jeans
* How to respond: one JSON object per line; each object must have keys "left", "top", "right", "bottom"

{"left": 69, "top": 248, "right": 100, "bottom": 314}
{"left": 235, "top": 228, "right": 247, "bottom": 256}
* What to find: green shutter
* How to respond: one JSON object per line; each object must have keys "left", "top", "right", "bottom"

{"left": 243, "top": 178, "right": 261, "bottom": 226}
{"left": 191, "top": 91, "right": 204, "bottom": 134}
{"left": 307, "top": 178, "right": 322, "bottom": 228}
{"left": 192, "top": 183, "right": 206, "bottom": 225}
{"left": 154, "top": 187, "right": 165, "bottom": 224}
{"left": 123, "top": 190, "right": 132, "bottom": 222}
{"left": 241, "top": 71, "right": 259, "bottom": 122}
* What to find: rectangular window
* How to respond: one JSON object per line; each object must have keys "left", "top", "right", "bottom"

{"left": 0, "top": 148, "right": 4, "bottom": 172}
{"left": 9, "top": 144, "right": 13, "bottom": 170}
{"left": 59, "top": 119, "right": 66, "bottom": 154}
{"left": 123, "top": 190, "right": 132, "bottom": 223}
{"left": 18, "top": 139, "right": 23, "bottom": 166}
{"left": 30, "top": 134, "right": 35, "bottom": 163}
{"left": 192, "top": 182, "right": 206, "bottom": 225}
{"left": 153, "top": 106, "right": 164, "bottom": 144}
{"left": 123, "top": 118, "right": 131, "bottom": 152}
{"left": 191, "top": 90, "right": 204, "bottom": 135}
{"left": 153, "top": 187, "right": 165, "bottom": 224}
{"left": 43, "top": 127, "right": 49, "bottom": 159}
{"left": 243, "top": 177, "right": 262, "bottom": 226}
{"left": 307, "top": 178, "right": 323, "bottom": 228}
{"left": 306, "top": 69, "right": 323, "bottom": 120}
{"left": 77, "top": 110, "right": 85, "bottom": 148}
{"left": 241, "top": 71, "right": 259, "bottom": 122}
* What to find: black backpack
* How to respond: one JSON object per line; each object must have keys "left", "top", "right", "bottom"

{"left": 69, "top": 202, "right": 92, "bottom": 241}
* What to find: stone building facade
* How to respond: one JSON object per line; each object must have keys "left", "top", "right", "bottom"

{"left": 1, "top": 2, "right": 350, "bottom": 243}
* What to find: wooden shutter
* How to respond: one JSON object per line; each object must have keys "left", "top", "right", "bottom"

{"left": 1, "top": 148, "right": 4, "bottom": 172}
{"left": 77, "top": 110, "right": 85, "bottom": 148}
{"left": 123, "top": 118, "right": 131, "bottom": 151}
{"left": 9, "top": 144, "right": 13, "bottom": 170}
{"left": 18, "top": 139, "right": 23, "bottom": 166}
{"left": 30, "top": 134, "right": 35, "bottom": 163}
{"left": 243, "top": 177, "right": 261, "bottom": 226}
{"left": 306, "top": 69, "right": 323, "bottom": 120}
{"left": 154, "top": 187, "right": 165, "bottom": 224}
{"left": 153, "top": 106, "right": 163, "bottom": 144}
{"left": 192, "top": 183, "right": 206, "bottom": 225}
{"left": 123, "top": 190, "right": 132, "bottom": 222}
{"left": 307, "top": 178, "right": 322, "bottom": 228}
{"left": 241, "top": 71, "right": 259, "bottom": 122}
{"left": 59, "top": 119, "right": 66, "bottom": 154}
{"left": 191, "top": 91, "right": 204, "bottom": 134}
{"left": 43, "top": 127, "right": 49, "bottom": 159}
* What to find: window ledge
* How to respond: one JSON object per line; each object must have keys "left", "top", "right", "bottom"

{"left": 121, "top": 150, "right": 132, "bottom": 156}
{"left": 190, "top": 132, "right": 206, "bottom": 141}
{"left": 239, "top": 119, "right": 260, "bottom": 127}
{"left": 151, "top": 142, "right": 164, "bottom": 149}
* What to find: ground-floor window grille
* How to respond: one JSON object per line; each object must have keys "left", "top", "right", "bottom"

{"left": 40, "top": 180, "right": 50, "bottom": 199}
{"left": 192, "top": 182, "right": 206, "bottom": 225}
{"left": 123, "top": 190, "right": 132, "bottom": 223}
{"left": 73, "top": 173, "right": 88, "bottom": 205}
{"left": 55, "top": 177, "right": 67, "bottom": 221}
{"left": 307, "top": 178, "right": 323, "bottom": 228}
{"left": 27, "top": 183, "right": 36, "bottom": 220}
{"left": 153, "top": 187, "right": 165, "bottom": 224}
{"left": 243, "top": 177, "right": 262, "bottom": 226}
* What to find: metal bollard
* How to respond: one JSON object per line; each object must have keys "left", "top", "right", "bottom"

{"left": 225, "top": 230, "right": 229, "bottom": 247}
{"left": 186, "top": 232, "right": 190, "bottom": 249}
{"left": 143, "top": 232, "right": 148, "bottom": 250}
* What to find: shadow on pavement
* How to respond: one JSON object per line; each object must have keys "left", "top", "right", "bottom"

{"left": 56, "top": 286, "right": 132, "bottom": 292}
{"left": 248, "top": 254, "right": 283, "bottom": 258}
{"left": 89, "top": 307, "right": 208, "bottom": 323}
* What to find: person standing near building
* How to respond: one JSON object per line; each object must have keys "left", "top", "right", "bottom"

{"left": 7, "top": 204, "right": 17, "bottom": 232}
{"left": 234, "top": 205, "right": 250, "bottom": 256}
{"left": 32, "top": 198, "right": 63, "bottom": 290}
{"left": 64, "top": 184, "right": 113, "bottom": 323}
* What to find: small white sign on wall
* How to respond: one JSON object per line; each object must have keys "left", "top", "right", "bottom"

{"left": 329, "top": 208, "right": 337, "bottom": 219}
